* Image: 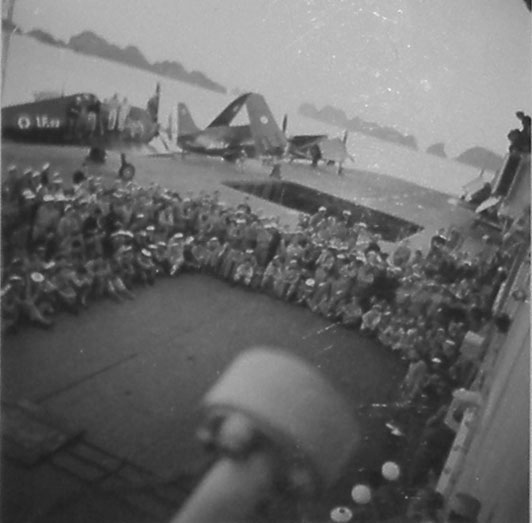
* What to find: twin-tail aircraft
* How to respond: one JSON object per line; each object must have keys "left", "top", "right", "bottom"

{"left": 1, "top": 83, "right": 161, "bottom": 150}
{"left": 176, "top": 92, "right": 350, "bottom": 171}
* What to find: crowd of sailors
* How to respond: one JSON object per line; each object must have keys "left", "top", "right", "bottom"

{"left": 2, "top": 161, "right": 513, "bottom": 381}
{"left": 1, "top": 159, "right": 520, "bottom": 517}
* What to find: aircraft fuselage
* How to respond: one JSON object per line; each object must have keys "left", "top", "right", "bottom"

{"left": 178, "top": 124, "right": 255, "bottom": 160}
{"left": 2, "top": 93, "right": 158, "bottom": 148}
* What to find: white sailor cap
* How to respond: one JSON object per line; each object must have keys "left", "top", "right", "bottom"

{"left": 22, "top": 189, "right": 36, "bottom": 200}
{"left": 30, "top": 272, "right": 45, "bottom": 283}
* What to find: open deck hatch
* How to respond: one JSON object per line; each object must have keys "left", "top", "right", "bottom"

{"left": 224, "top": 180, "right": 423, "bottom": 242}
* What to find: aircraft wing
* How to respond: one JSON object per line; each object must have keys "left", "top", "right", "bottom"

{"left": 207, "top": 93, "right": 252, "bottom": 128}
{"left": 318, "top": 137, "right": 348, "bottom": 163}
{"left": 475, "top": 196, "right": 501, "bottom": 214}
{"left": 287, "top": 134, "right": 347, "bottom": 163}
{"left": 245, "top": 93, "right": 287, "bottom": 156}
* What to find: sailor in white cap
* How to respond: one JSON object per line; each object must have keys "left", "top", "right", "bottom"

{"left": 294, "top": 276, "right": 315, "bottom": 306}
{"left": 135, "top": 247, "right": 157, "bottom": 285}
{"left": 22, "top": 167, "right": 33, "bottom": 182}
{"left": 189, "top": 238, "right": 209, "bottom": 271}
{"left": 102, "top": 253, "right": 134, "bottom": 301}
{"left": 309, "top": 205, "right": 328, "bottom": 228}
{"left": 168, "top": 233, "right": 186, "bottom": 276}
{"left": 29, "top": 170, "right": 43, "bottom": 194}
{"left": 338, "top": 296, "right": 363, "bottom": 328}
{"left": 149, "top": 241, "right": 169, "bottom": 275}
{"left": 24, "top": 268, "right": 57, "bottom": 326}
{"left": 360, "top": 303, "right": 383, "bottom": 337}
{"left": 32, "top": 191, "right": 60, "bottom": 242}
{"left": 400, "top": 351, "right": 428, "bottom": 401}
{"left": 22, "top": 188, "right": 36, "bottom": 201}
{"left": 204, "top": 236, "right": 223, "bottom": 274}
{"left": 48, "top": 171, "right": 64, "bottom": 195}
{"left": 282, "top": 258, "right": 303, "bottom": 301}
{"left": 261, "top": 254, "right": 283, "bottom": 291}
{"left": 233, "top": 248, "right": 257, "bottom": 287}
{"left": 218, "top": 231, "right": 240, "bottom": 280}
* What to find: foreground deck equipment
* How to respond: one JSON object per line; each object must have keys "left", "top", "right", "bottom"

{"left": 171, "top": 347, "right": 359, "bottom": 523}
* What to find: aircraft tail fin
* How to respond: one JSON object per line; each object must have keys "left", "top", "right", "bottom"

{"left": 207, "top": 93, "right": 251, "bottom": 128}
{"left": 177, "top": 103, "right": 200, "bottom": 137}
{"left": 246, "top": 93, "right": 287, "bottom": 156}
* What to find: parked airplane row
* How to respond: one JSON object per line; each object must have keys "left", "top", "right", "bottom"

{"left": 2, "top": 85, "right": 527, "bottom": 227}
{"left": 1, "top": 86, "right": 350, "bottom": 170}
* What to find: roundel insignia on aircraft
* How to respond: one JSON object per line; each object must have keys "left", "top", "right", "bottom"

{"left": 17, "top": 114, "right": 32, "bottom": 130}
{"left": 260, "top": 115, "right": 269, "bottom": 124}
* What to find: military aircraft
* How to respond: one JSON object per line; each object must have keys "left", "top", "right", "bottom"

{"left": 282, "top": 114, "right": 350, "bottom": 170}
{"left": 177, "top": 92, "right": 287, "bottom": 162}
{"left": 1, "top": 84, "right": 161, "bottom": 150}
{"left": 177, "top": 92, "right": 351, "bottom": 171}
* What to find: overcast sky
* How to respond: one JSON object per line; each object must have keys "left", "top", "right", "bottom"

{"left": 11, "top": 0, "right": 532, "bottom": 154}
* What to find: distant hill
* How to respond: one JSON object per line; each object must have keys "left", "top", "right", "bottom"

{"left": 33, "top": 90, "right": 63, "bottom": 101}
{"left": 27, "top": 28, "right": 68, "bottom": 49}
{"left": 426, "top": 142, "right": 447, "bottom": 158}
{"left": 2, "top": 18, "right": 17, "bottom": 32}
{"left": 454, "top": 147, "right": 504, "bottom": 172}
{"left": 299, "top": 102, "right": 418, "bottom": 150}
{"left": 23, "top": 28, "right": 226, "bottom": 94}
